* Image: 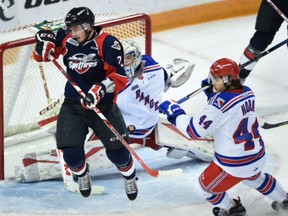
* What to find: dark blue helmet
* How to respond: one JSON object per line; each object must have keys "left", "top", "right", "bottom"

{"left": 65, "top": 7, "right": 95, "bottom": 28}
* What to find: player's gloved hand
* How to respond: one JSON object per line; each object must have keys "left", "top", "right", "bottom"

{"left": 201, "top": 77, "right": 213, "bottom": 98}
{"left": 159, "top": 99, "right": 186, "bottom": 125}
{"left": 81, "top": 83, "right": 106, "bottom": 110}
{"left": 34, "top": 30, "right": 56, "bottom": 62}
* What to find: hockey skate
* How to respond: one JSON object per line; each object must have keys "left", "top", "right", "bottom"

{"left": 212, "top": 197, "right": 246, "bottom": 216}
{"left": 271, "top": 193, "right": 288, "bottom": 211}
{"left": 77, "top": 164, "right": 92, "bottom": 198}
{"left": 124, "top": 177, "right": 138, "bottom": 201}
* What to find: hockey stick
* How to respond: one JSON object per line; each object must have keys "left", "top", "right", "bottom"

{"left": 52, "top": 59, "right": 182, "bottom": 178}
{"left": 266, "top": 0, "right": 288, "bottom": 23}
{"left": 240, "top": 38, "right": 288, "bottom": 68}
{"left": 38, "top": 62, "right": 52, "bottom": 104}
{"left": 178, "top": 38, "right": 288, "bottom": 104}
{"left": 261, "top": 120, "right": 288, "bottom": 129}
{"left": 177, "top": 85, "right": 210, "bottom": 104}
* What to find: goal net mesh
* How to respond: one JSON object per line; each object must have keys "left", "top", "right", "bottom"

{"left": 0, "top": 13, "right": 151, "bottom": 145}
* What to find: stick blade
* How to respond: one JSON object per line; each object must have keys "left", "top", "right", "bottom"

{"left": 262, "top": 121, "right": 288, "bottom": 129}
{"left": 65, "top": 182, "right": 105, "bottom": 195}
{"left": 261, "top": 122, "right": 274, "bottom": 129}
{"left": 157, "top": 168, "right": 183, "bottom": 178}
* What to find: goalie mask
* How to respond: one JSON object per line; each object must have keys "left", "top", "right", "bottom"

{"left": 65, "top": 7, "right": 95, "bottom": 32}
{"left": 121, "top": 40, "right": 143, "bottom": 79}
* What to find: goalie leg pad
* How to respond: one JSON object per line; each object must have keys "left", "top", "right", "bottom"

{"left": 15, "top": 150, "right": 61, "bottom": 182}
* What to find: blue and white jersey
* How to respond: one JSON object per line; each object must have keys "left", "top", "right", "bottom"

{"left": 175, "top": 86, "right": 266, "bottom": 177}
{"left": 117, "top": 55, "right": 165, "bottom": 138}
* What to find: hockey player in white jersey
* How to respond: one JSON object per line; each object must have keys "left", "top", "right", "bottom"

{"left": 159, "top": 58, "right": 288, "bottom": 216}
{"left": 118, "top": 39, "right": 212, "bottom": 159}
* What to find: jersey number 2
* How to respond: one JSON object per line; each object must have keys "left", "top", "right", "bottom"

{"left": 233, "top": 117, "right": 263, "bottom": 151}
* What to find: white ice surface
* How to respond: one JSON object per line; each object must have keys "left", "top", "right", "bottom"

{"left": 1, "top": 15, "right": 288, "bottom": 216}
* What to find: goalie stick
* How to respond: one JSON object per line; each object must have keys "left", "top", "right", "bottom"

{"left": 52, "top": 59, "right": 182, "bottom": 178}
{"left": 261, "top": 121, "right": 288, "bottom": 129}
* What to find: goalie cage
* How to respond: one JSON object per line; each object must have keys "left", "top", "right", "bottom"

{"left": 0, "top": 13, "right": 152, "bottom": 180}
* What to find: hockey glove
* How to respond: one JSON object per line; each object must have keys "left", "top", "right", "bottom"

{"left": 81, "top": 83, "right": 106, "bottom": 110}
{"left": 165, "top": 58, "right": 195, "bottom": 92}
{"left": 201, "top": 77, "right": 213, "bottom": 99}
{"left": 159, "top": 99, "right": 186, "bottom": 125}
{"left": 34, "top": 30, "right": 56, "bottom": 62}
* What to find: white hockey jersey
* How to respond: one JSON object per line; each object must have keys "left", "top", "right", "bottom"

{"left": 117, "top": 55, "right": 165, "bottom": 138}
{"left": 175, "top": 86, "right": 266, "bottom": 178}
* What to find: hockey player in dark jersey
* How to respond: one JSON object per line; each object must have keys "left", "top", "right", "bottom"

{"left": 239, "top": 0, "right": 288, "bottom": 82}
{"left": 33, "top": 7, "right": 138, "bottom": 200}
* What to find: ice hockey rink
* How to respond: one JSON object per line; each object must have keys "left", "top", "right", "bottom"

{"left": 1, "top": 14, "right": 288, "bottom": 216}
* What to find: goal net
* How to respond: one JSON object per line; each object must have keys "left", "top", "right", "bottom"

{"left": 0, "top": 13, "right": 152, "bottom": 180}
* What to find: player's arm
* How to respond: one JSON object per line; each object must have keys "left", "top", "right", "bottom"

{"left": 102, "top": 35, "right": 129, "bottom": 93}
{"left": 159, "top": 99, "right": 222, "bottom": 139}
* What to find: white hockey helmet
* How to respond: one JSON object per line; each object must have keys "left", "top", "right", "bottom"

{"left": 121, "top": 39, "right": 143, "bottom": 79}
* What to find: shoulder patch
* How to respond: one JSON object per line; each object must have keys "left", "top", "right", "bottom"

{"left": 214, "top": 97, "right": 226, "bottom": 108}
{"left": 111, "top": 41, "right": 121, "bottom": 50}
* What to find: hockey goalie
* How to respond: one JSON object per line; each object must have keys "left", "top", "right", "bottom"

{"left": 15, "top": 40, "right": 214, "bottom": 191}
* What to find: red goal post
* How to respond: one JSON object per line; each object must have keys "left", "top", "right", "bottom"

{"left": 0, "top": 13, "right": 152, "bottom": 180}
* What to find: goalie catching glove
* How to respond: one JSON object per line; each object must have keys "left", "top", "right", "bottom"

{"left": 164, "top": 58, "right": 195, "bottom": 91}
{"left": 34, "top": 30, "right": 56, "bottom": 62}
{"left": 81, "top": 78, "right": 115, "bottom": 110}
{"left": 159, "top": 99, "right": 186, "bottom": 125}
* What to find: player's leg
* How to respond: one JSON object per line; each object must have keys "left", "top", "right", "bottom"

{"left": 56, "top": 99, "right": 91, "bottom": 197}
{"left": 239, "top": 0, "right": 284, "bottom": 81}
{"left": 193, "top": 162, "right": 246, "bottom": 216}
{"left": 90, "top": 103, "right": 138, "bottom": 201}
{"left": 243, "top": 172, "right": 288, "bottom": 212}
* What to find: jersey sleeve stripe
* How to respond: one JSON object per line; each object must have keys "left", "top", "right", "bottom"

{"left": 187, "top": 117, "right": 202, "bottom": 139}
{"left": 215, "top": 146, "right": 265, "bottom": 167}
{"left": 144, "top": 64, "right": 161, "bottom": 72}
{"left": 129, "top": 126, "right": 154, "bottom": 136}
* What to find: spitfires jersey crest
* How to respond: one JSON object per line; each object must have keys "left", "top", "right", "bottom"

{"left": 67, "top": 53, "right": 98, "bottom": 74}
